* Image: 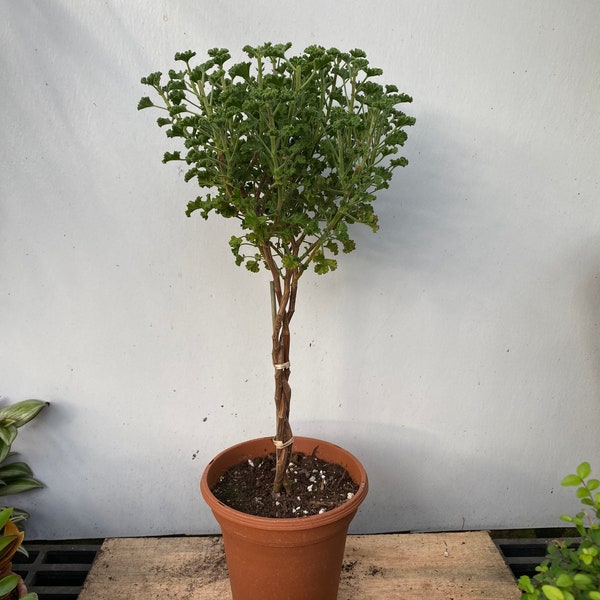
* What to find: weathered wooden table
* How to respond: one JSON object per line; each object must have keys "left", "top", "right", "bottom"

{"left": 78, "top": 531, "right": 520, "bottom": 599}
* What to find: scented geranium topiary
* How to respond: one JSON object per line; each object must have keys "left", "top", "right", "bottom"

{"left": 138, "top": 42, "right": 414, "bottom": 493}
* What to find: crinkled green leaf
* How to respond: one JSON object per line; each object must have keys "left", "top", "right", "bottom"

{"left": 162, "top": 151, "right": 181, "bottom": 163}
{"left": 140, "top": 71, "right": 162, "bottom": 86}
{"left": 174, "top": 50, "right": 196, "bottom": 63}
{"left": 137, "top": 96, "right": 154, "bottom": 110}
{"left": 245, "top": 260, "right": 260, "bottom": 273}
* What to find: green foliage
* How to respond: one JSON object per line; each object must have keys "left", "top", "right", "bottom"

{"left": 0, "top": 573, "right": 38, "bottom": 599}
{"left": 140, "top": 44, "right": 414, "bottom": 488}
{"left": 139, "top": 42, "right": 414, "bottom": 275}
{"left": 0, "top": 574, "right": 19, "bottom": 596}
{"left": 0, "top": 508, "right": 22, "bottom": 561}
{"left": 0, "top": 508, "right": 38, "bottom": 599}
{"left": 0, "top": 574, "right": 38, "bottom": 599}
{"left": 0, "top": 400, "right": 48, "bottom": 526}
{"left": 518, "top": 462, "right": 600, "bottom": 600}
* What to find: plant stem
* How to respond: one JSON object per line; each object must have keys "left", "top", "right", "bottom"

{"left": 262, "top": 244, "right": 298, "bottom": 494}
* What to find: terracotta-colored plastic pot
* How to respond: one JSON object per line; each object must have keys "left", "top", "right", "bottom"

{"left": 201, "top": 436, "right": 368, "bottom": 600}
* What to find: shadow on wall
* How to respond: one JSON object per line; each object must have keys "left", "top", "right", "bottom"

{"left": 576, "top": 239, "right": 600, "bottom": 413}
{"left": 342, "top": 110, "right": 479, "bottom": 278}
{"left": 293, "top": 419, "right": 540, "bottom": 534}
{"left": 291, "top": 110, "right": 600, "bottom": 531}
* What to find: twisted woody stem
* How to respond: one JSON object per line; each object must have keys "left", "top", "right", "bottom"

{"left": 262, "top": 244, "right": 299, "bottom": 494}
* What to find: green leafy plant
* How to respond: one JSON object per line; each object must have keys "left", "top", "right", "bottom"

{"left": 519, "top": 462, "right": 600, "bottom": 600}
{"left": 0, "top": 508, "right": 38, "bottom": 600}
{"left": 0, "top": 400, "right": 48, "bottom": 525}
{"left": 139, "top": 42, "right": 414, "bottom": 493}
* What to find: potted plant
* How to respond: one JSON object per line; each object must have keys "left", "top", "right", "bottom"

{"left": 139, "top": 42, "right": 414, "bottom": 599}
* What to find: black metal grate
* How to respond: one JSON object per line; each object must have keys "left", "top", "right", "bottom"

{"left": 494, "top": 538, "right": 580, "bottom": 580}
{"left": 12, "top": 543, "right": 102, "bottom": 600}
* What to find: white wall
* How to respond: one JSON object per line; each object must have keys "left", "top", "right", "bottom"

{"left": 1, "top": 0, "right": 599, "bottom": 539}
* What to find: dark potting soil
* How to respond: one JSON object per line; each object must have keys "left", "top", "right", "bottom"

{"left": 211, "top": 452, "right": 359, "bottom": 518}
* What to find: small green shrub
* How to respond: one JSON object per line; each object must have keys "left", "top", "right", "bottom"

{"left": 519, "top": 462, "right": 600, "bottom": 600}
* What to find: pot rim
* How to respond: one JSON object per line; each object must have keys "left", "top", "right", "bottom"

{"left": 200, "top": 436, "right": 368, "bottom": 531}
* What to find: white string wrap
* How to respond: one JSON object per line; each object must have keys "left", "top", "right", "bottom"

{"left": 272, "top": 436, "right": 294, "bottom": 450}
{"left": 273, "top": 361, "right": 291, "bottom": 370}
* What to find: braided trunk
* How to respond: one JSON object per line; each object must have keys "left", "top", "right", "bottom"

{"left": 262, "top": 244, "right": 300, "bottom": 493}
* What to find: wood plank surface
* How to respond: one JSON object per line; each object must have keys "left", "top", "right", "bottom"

{"left": 78, "top": 531, "right": 520, "bottom": 599}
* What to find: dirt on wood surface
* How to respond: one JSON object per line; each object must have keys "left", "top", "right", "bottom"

{"left": 154, "top": 537, "right": 228, "bottom": 586}
{"left": 211, "top": 451, "right": 359, "bottom": 518}
{"left": 79, "top": 532, "right": 521, "bottom": 599}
